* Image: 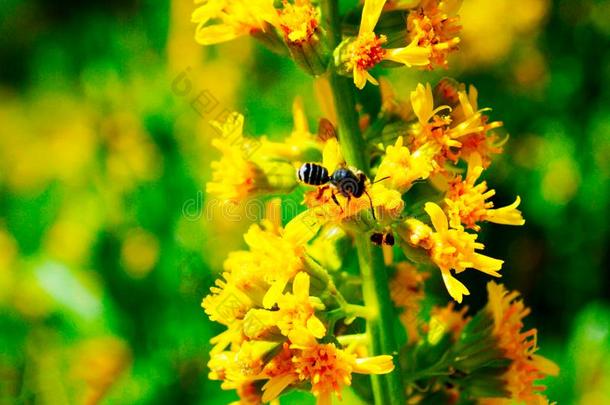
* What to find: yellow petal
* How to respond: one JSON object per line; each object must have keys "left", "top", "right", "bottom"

{"left": 486, "top": 196, "right": 526, "bottom": 226}
{"left": 532, "top": 354, "right": 560, "bottom": 376}
{"left": 307, "top": 316, "right": 327, "bottom": 338}
{"left": 359, "top": 0, "right": 387, "bottom": 36}
{"left": 441, "top": 271, "right": 470, "bottom": 303}
{"left": 472, "top": 253, "right": 503, "bottom": 276}
{"left": 424, "top": 202, "right": 448, "bottom": 232}
{"left": 410, "top": 83, "right": 435, "bottom": 124}
{"left": 354, "top": 68, "right": 368, "bottom": 90}
{"left": 263, "top": 278, "right": 287, "bottom": 308}
{"left": 353, "top": 355, "right": 395, "bottom": 374}
{"left": 384, "top": 43, "right": 430, "bottom": 67}
{"left": 284, "top": 210, "right": 321, "bottom": 245}
{"left": 293, "top": 272, "right": 310, "bottom": 299}
{"left": 195, "top": 25, "right": 243, "bottom": 46}
{"left": 262, "top": 374, "right": 298, "bottom": 403}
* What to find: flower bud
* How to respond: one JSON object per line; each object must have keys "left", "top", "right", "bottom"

{"left": 278, "top": 1, "right": 329, "bottom": 76}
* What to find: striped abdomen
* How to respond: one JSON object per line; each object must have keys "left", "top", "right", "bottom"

{"left": 297, "top": 163, "right": 330, "bottom": 186}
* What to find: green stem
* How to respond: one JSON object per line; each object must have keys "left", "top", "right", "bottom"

{"left": 320, "top": 2, "right": 406, "bottom": 404}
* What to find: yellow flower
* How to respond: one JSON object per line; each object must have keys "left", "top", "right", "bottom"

{"left": 390, "top": 262, "right": 427, "bottom": 344}
{"left": 209, "top": 340, "right": 278, "bottom": 390}
{"left": 206, "top": 112, "right": 297, "bottom": 201}
{"left": 292, "top": 343, "right": 394, "bottom": 405}
{"left": 423, "top": 202, "right": 503, "bottom": 303}
{"left": 192, "top": 0, "right": 279, "bottom": 45}
{"left": 278, "top": 0, "right": 319, "bottom": 44}
{"left": 450, "top": 85, "right": 505, "bottom": 167}
{"left": 337, "top": 0, "right": 430, "bottom": 89}
{"left": 484, "top": 282, "right": 559, "bottom": 403}
{"left": 203, "top": 211, "right": 319, "bottom": 329}
{"left": 245, "top": 272, "right": 326, "bottom": 346}
{"left": 445, "top": 154, "right": 525, "bottom": 230}
{"left": 407, "top": 0, "right": 462, "bottom": 69}
{"left": 261, "top": 343, "right": 300, "bottom": 402}
{"left": 375, "top": 136, "right": 435, "bottom": 193}
{"left": 408, "top": 83, "right": 505, "bottom": 171}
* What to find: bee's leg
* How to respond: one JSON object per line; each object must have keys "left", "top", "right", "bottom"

{"left": 316, "top": 185, "right": 327, "bottom": 200}
{"left": 364, "top": 190, "right": 376, "bottom": 221}
{"left": 331, "top": 190, "right": 343, "bottom": 213}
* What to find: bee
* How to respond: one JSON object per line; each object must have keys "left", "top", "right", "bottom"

{"left": 297, "top": 162, "right": 378, "bottom": 219}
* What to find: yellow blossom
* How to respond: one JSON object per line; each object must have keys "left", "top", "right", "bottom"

{"left": 209, "top": 340, "right": 278, "bottom": 390}
{"left": 203, "top": 212, "right": 318, "bottom": 331}
{"left": 337, "top": 0, "right": 430, "bottom": 89}
{"left": 206, "top": 112, "right": 297, "bottom": 201}
{"left": 409, "top": 202, "right": 503, "bottom": 303}
{"left": 483, "top": 282, "right": 559, "bottom": 404}
{"left": 407, "top": 0, "right": 462, "bottom": 69}
{"left": 278, "top": 0, "right": 319, "bottom": 44}
{"left": 444, "top": 154, "right": 525, "bottom": 230}
{"left": 192, "top": 0, "right": 279, "bottom": 45}
{"left": 408, "top": 83, "right": 505, "bottom": 171}
{"left": 451, "top": 85, "right": 505, "bottom": 167}
{"left": 291, "top": 343, "right": 395, "bottom": 405}
{"left": 261, "top": 343, "right": 301, "bottom": 403}
{"left": 245, "top": 272, "right": 326, "bottom": 346}
{"left": 375, "top": 136, "right": 435, "bottom": 193}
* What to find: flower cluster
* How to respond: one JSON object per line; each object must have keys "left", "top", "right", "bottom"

{"left": 204, "top": 207, "right": 395, "bottom": 404}
{"left": 193, "top": 0, "right": 557, "bottom": 403}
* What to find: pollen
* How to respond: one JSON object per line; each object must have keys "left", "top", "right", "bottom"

{"left": 278, "top": 1, "right": 319, "bottom": 44}
{"left": 407, "top": 0, "right": 462, "bottom": 69}
{"left": 349, "top": 32, "right": 387, "bottom": 71}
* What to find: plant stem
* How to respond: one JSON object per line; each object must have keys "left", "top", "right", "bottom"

{"left": 320, "top": 1, "right": 406, "bottom": 404}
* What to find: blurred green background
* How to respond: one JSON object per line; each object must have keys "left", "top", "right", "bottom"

{"left": 0, "top": 0, "right": 608, "bottom": 404}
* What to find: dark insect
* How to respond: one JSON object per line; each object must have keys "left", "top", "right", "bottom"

{"left": 370, "top": 232, "right": 395, "bottom": 246}
{"left": 297, "top": 163, "right": 377, "bottom": 220}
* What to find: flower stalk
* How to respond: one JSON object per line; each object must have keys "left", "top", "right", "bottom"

{"left": 321, "top": 1, "right": 406, "bottom": 404}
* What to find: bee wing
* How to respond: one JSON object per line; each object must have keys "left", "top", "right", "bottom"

{"left": 322, "top": 138, "right": 345, "bottom": 172}
{"left": 317, "top": 118, "right": 337, "bottom": 142}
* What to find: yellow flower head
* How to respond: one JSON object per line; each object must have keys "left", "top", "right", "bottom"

{"left": 278, "top": 0, "right": 319, "bottom": 44}
{"left": 485, "top": 282, "right": 559, "bottom": 403}
{"left": 424, "top": 202, "right": 503, "bottom": 303}
{"left": 208, "top": 340, "right": 277, "bottom": 390}
{"left": 407, "top": 0, "right": 462, "bottom": 69}
{"left": 192, "top": 0, "right": 279, "bottom": 45}
{"left": 337, "top": 0, "right": 430, "bottom": 89}
{"left": 343, "top": 31, "right": 388, "bottom": 90}
{"left": 207, "top": 112, "right": 298, "bottom": 201}
{"left": 245, "top": 272, "right": 326, "bottom": 345}
{"left": 375, "top": 136, "right": 435, "bottom": 193}
{"left": 449, "top": 85, "right": 505, "bottom": 167}
{"left": 445, "top": 154, "right": 525, "bottom": 230}
{"left": 408, "top": 83, "right": 505, "bottom": 171}
{"left": 292, "top": 343, "right": 395, "bottom": 405}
